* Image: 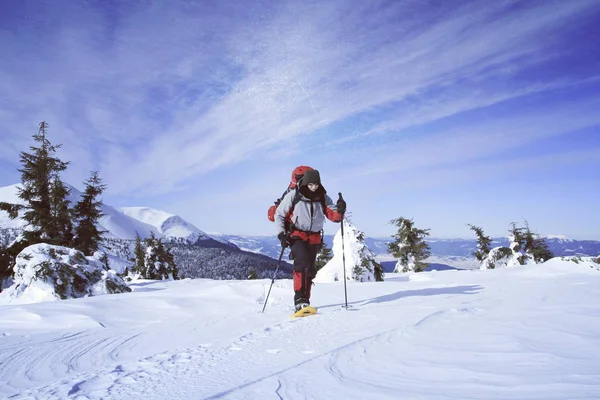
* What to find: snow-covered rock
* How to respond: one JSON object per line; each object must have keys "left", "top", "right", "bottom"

{"left": 0, "top": 244, "right": 131, "bottom": 305}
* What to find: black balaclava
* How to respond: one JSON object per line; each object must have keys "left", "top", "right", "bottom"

{"left": 301, "top": 169, "right": 321, "bottom": 186}
{"left": 299, "top": 169, "right": 325, "bottom": 200}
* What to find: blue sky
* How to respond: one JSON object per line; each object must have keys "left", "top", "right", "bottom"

{"left": 1, "top": 0, "right": 599, "bottom": 240}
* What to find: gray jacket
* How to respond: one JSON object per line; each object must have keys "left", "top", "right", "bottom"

{"left": 275, "top": 189, "right": 341, "bottom": 235}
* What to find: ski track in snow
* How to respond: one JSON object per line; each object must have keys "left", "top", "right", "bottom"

{"left": 3, "top": 266, "right": 600, "bottom": 399}
{"left": 6, "top": 298, "right": 425, "bottom": 400}
{"left": 5, "top": 300, "right": 540, "bottom": 400}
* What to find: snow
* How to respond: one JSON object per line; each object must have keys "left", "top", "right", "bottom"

{"left": 118, "top": 207, "right": 176, "bottom": 229}
{"left": 0, "top": 183, "right": 211, "bottom": 242}
{"left": 118, "top": 207, "right": 210, "bottom": 241}
{"left": 546, "top": 234, "right": 574, "bottom": 242}
{"left": 315, "top": 220, "right": 376, "bottom": 282}
{"left": 1, "top": 258, "right": 600, "bottom": 399}
{"left": 0, "top": 184, "right": 27, "bottom": 229}
{"left": 0, "top": 244, "right": 130, "bottom": 306}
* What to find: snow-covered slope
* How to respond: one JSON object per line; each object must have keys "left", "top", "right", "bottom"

{"left": 0, "top": 184, "right": 27, "bottom": 229}
{"left": 119, "top": 207, "right": 211, "bottom": 242}
{"left": 0, "top": 183, "right": 209, "bottom": 242}
{"left": 1, "top": 257, "right": 599, "bottom": 399}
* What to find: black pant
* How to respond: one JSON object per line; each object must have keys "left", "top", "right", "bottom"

{"left": 290, "top": 239, "right": 320, "bottom": 305}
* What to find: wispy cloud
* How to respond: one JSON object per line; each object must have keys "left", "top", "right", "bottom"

{"left": 1, "top": 0, "right": 599, "bottom": 197}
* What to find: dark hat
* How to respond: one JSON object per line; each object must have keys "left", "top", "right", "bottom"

{"left": 302, "top": 169, "right": 321, "bottom": 185}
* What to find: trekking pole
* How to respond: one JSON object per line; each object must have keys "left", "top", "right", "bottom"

{"left": 338, "top": 193, "right": 350, "bottom": 309}
{"left": 261, "top": 244, "right": 286, "bottom": 313}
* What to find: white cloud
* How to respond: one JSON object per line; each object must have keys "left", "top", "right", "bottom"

{"left": 1, "top": 0, "right": 599, "bottom": 196}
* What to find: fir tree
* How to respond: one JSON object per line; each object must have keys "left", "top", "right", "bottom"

{"left": 468, "top": 224, "right": 492, "bottom": 262}
{"left": 388, "top": 217, "right": 431, "bottom": 273}
{"left": 50, "top": 176, "right": 74, "bottom": 246}
{"left": 140, "top": 233, "right": 179, "bottom": 280}
{"left": 508, "top": 222, "right": 529, "bottom": 265}
{"left": 132, "top": 233, "right": 145, "bottom": 275}
{"left": 247, "top": 268, "right": 258, "bottom": 279}
{"left": 17, "top": 122, "right": 70, "bottom": 244}
{"left": 337, "top": 219, "right": 381, "bottom": 281}
{"left": 315, "top": 242, "right": 333, "bottom": 272}
{"left": 72, "top": 171, "right": 107, "bottom": 255}
{"left": 522, "top": 220, "right": 554, "bottom": 262}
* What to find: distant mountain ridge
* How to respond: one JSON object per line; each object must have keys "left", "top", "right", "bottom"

{"left": 3, "top": 182, "right": 598, "bottom": 279}
{"left": 212, "top": 233, "right": 600, "bottom": 261}
{"left": 0, "top": 183, "right": 289, "bottom": 281}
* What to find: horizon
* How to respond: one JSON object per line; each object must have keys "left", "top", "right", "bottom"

{"left": 1, "top": 1, "right": 600, "bottom": 240}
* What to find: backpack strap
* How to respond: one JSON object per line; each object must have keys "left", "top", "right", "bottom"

{"left": 288, "top": 189, "right": 328, "bottom": 234}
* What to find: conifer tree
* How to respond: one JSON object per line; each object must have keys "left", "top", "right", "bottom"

{"left": 315, "top": 242, "right": 333, "bottom": 272}
{"left": 72, "top": 171, "right": 106, "bottom": 255}
{"left": 50, "top": 176, "right": 74, "bottom": 246}
{"left": 508, "top": 222, "right": 529, "bottom": 265}
{"left": 324, "top": 219, "right": 382, "bottom": 282}
{"left": 388, "top": 217, "right": 431, "bottom": 273}
{"left": 132, "top": 233, "right": 145, "bottom": 275}
{"left": 140, "top": 233, "right": 179, "bottom": 280}
{"left": 522, "top": 220, "right": 554, "bottom": 262}
{"left": 17, "top": 122, "right": 70, "bottom": 244}
{"left": 468, "top": 224, "right": 492, "bottom": 261}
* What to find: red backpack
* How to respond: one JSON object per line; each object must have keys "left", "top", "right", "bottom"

{"left": 267, "top": 166, "right": 314, "bottom": 222}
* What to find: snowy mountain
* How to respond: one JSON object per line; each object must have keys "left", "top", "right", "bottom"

{"left": 118, "top": 206, "right": 212, "bottom": 242}
{"left": 0, "top": 183, "right": 213, "bottom": 243}
{"left": 0, "top": 183, "right": 289, "bottom": 284}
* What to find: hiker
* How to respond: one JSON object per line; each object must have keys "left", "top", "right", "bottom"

{"left": 274, "top": 169, "right": 346, "bottom": 311}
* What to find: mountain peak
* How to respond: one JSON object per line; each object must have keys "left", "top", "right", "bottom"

{"left": 119, "top": 206, "right": 210, "bottom": 241}
{"left": 0, "top": 183, "right": 211, "bottom": 243}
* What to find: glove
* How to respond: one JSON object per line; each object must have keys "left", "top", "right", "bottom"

{"left": 336, "top": 198, "right": 347, "bottom": 214}
{"left": 277, "top": 232, "right": 289, "bottom": 248}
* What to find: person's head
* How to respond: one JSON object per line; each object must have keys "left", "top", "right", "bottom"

{"left": 302, "top": 169, "right": 321, "bottom": 192}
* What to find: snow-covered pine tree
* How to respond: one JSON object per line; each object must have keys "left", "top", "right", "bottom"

{"left": 468, "top": 224, "right": 492, "bottom": 262}
{"left": 50, "top": 176, "right": 74, "bottom": 247}
{"left": 388, "top": 217, "right": 431, "bottom": 273}
{"left": 522, "top": 220, "right": 554, "bottom": 262}
{"left": 72, "top": 171, "right": 107, "bottom": 256}
{"left": 315, "top": 242, "right": 333, "bottom": 272}
{"left": 139, "top": 232, "right": 179, "bottom": 280}
{"left": 508, "top": 222, "right": 531, "bottom": 265}
{"left": 16, "top": 122, "right": 70, "bottom": 245}
{"left": 315, "top": 219, "right": 382, "bottom": 282}
{"left": 478, "top": 223, "right": 527, "bottom": 270}
{"left": 156, "top": 238, "right": 179, "bottom": 280}
{"left": 0, "top": 123, "right": 72, "bottom": 276}
{"left": 479, "top": 221, "right": 552, "bottom": 270}
{"left": 131, "top": 233, "right": 145, "bottom": 276}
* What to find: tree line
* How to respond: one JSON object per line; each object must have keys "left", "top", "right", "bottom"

{"left": 0, "top": 122, "right": 178, "bottom": 284}
{"left": 387, "top": 217, "right": 554, "bottom": 272}
{"left": 0, "top": 122, "right": 106, "bottom": 281}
